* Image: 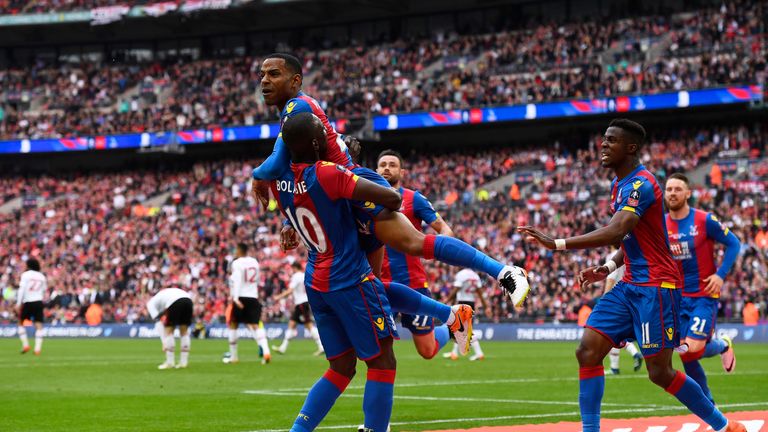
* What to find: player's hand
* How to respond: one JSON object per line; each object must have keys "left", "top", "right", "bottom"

{"left": 280, "top": 225, "right": 300, "bottom": 251}
{"left": 516, "top": 226, "right": 556, "bottom": 249}
{"left": 251, "top": 179, "right": 270, "bottom": 210}
{"left": 344, "top": 135, "right": 362, "bottom": 163}
{"left": 703, "top": 274, "right": 724, "bottom": 296}
{"left": 576, "top": 265, "right": 610, "bottom": 290}
{"left": 234, "top": 299, "right": 244, "bottom": 310}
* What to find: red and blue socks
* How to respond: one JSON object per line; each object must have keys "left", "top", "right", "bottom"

{"left": 290, "top": 369, "right": 351, "bottom": 432}
{"left": 423, "top": 235, "right": 505, "bottom": 279}
{"left": 579, "top": 366, "right": 605, "bottom": 432}
{"left": 362, "top": 369, "right": 396, "bottom": 432}
{"left": 681, "top": 350, "right": 714, "bottom": 404}
{"left": 665, "top": 370, "right": 727, "bottom": 430}
{"left": 703, "top": 338, "right": 729, "bottom": 358}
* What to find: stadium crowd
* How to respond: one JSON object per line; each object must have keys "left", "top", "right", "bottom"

{"left": 0, "top": 121, "right": 765, "bottom": 327}
{"left": 0, "top": 0, "right": 764, "bottom": 140}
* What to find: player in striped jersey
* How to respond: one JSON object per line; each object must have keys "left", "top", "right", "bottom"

{"left": 251, "top": 53, "right": 529, "bottom": 311}
{"left": 664, "top": 173, "right": 741, "bottom": 403}
{"left": 226, "top": 243, "right": 271, "bottom": 364}
{"left": 520, "top": 119, "right": 743, "bottom": 432}
{"left": 17, "top": 258, "right": 47, "bottom": 355}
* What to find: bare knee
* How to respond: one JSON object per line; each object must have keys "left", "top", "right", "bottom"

{"left": 414, "top": 336, "right": 437, "bottom": 359}
{"left": 685, "top": 338, "right": 706, "bottom": 354}
{"left": 329, "top": 351, "right": 357, "bottom": 379}
{"left": 647, "top": 363, "right": 676, "bottom": 388}
{"left": 366, "top": 337, "right": 397, "bottom": 370}
{"left": 575, "top": 342, "right": 603, "bottom": 367}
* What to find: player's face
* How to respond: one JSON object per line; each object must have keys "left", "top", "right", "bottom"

{"left": 600, "top": 127, "right": 628, "bottom": 168}
{"left": 664, "top": 178, "right": 691, "bottom": 211}
{"left": 377, "top": 155, "right": 402, "bottom": 186}
{"left": 260, "top": 58, "right": 299, "bottom": 107}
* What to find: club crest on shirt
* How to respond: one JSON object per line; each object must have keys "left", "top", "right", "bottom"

{"left": 689, "top": 224, "right": 699, "bottom": 237}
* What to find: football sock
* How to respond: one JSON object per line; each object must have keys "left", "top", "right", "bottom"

{"left": 18, "top": 326, "right": 29, "bottom": 348}
{"left": 255, "top": 327, "right": 271, "bottom": 356}
{"left": 625, "top": 342, "right": 640, "bottom": 357}
{"left": 290, "top": 369, "right": 351, "bottom": 432}
{"left": 682, "top": 358, "right": 714, "bottom": 404}
{"left": 384, "top": 282, "right": 451, "bottom": 323}
{"left": 34, "top": 334, "right": 43, "bottom": 353}
{"left": 180, "top": 334, "right": 190, "bottom": 365}
{"left": 470, "top": 340, "right": 484, "bottom": 357}
{"left": 164, "top": 335, "right": 175, "bottom": 365}
{"left": 423, "top": 235, "right": 505, "bottom": 280}
{"left": 363, "top": 369, "right": 396, "bottom": 432}
{"left": 703, "top": 339, "right": 729, "bottom": 358}
{"left": 579, "top": 366, "right": 605, "bottom": 432}
{"left": 434, "top": 326, "right": 450, "bottom": 352}
{"left": 609, "top": 348, "right": 620, "bottom": 371}
{"left": 279, "top": 327, "right": 295, "bottom": 352}
{"left": 310, "top": 326, "right": 323, "bottom": 351}
{"left": 228, "top": 328, "right": 239, "bottom": 360}
{"left": 665, "top": 370, "right": 726, "bottom": 430}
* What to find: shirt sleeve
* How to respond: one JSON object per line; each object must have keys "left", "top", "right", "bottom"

{"left": 17, "top": 274, "right": 27, "bottom": 306}
{"left": 705, "top": 213, "right": 741, "bottom": 279}
{"left": 315, "top": 162, "right": 359, "bottom": 200}
{"left": 282, "top": 98, "right": 314, "bottom": 119}
{"left": 146, "top": 297, "right": 160, "bottom": 320}
{"left": 616, "top": 178, "right": 655, "bottom": 218}
{"left": 412, "top": 190, "right": 439, "bottom": 225}
{"left": 252, "top": 133, "right": 290, "bottom": 180}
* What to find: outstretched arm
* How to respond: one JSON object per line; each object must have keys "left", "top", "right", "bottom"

{"left": 252, "top": 135, "right": 290, "bottom": 180}
{"left": 518, "top": 210, "right": 639, "bottom": 250}
{"left": 351, "top": 177, "right": 402, "bottom": 211}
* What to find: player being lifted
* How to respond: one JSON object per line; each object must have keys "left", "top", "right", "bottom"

{"left": 227, "top": 243, "right": 271, "bottom": 364}
{"left": 17, "top": 258, "right": 47, "bottom": 355}
{"left": 272, "top": 261, "right": 325, "bottom": 356}
{"left": 664, "top": 173, "right": 741, "bottom": 403}
{"left": 519, "top": 119, "right": 744, "bottom": 432}
{"left": 444, "top": 268, "right": 493, "bottom": 361}
{"left": 376, "top": 149, "right": 458, "bottom": 359}
{"left": 269, "top": 112, "right": 472, "bottom": 431}
{"left": 147, "top": 287, "right": 193, "bottom": 370}
{"left": 252, "top": 54, "right": 529, "bottom": 343}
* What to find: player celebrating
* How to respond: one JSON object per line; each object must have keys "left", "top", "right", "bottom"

{"left": 146, "top": 287, "right": 193, "bottom": 370}
{"left": 444, "top": 268, "right": 493, "bottom": 361}
{"left": 272, "top": 261, "right": 324, "bottom": 356}
{"left": 17, "top": 258, "right": 47, "bottom": 355}
{"left": 227, "top": 242, "right": 271, "bottom": 364}
{"left": 251, "top": 53, "right": 529, "bottom": 309}
{"left": 519, "top": 119, "right": 744, "bottom": 432}
{"left": 376, "top": 149, "right": 457, "bottom": 359}
{"left": 665, "top": 173, "right": 741, "bottom": 403}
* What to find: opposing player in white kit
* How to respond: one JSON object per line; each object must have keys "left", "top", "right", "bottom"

{"left": 17, "top": 258, "right": 47, "bottom": 355}
{"left": 227, "top": 243, "right": 271, "bottom": 364}
{"left": 146, "top": 287, "right": 194, "bottom": 370}
{"left": 272, "top": 261, "right": 324, "bottom": 356}
{"left": 603, "top": 264, "right": 644, "bottom": 374}
{"left": 444, "top": 268, "right": 492, "bottom": 361}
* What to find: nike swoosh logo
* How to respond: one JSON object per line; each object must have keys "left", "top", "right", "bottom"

{"left": 457, "top": 320, "right": 464, "bottom": 332}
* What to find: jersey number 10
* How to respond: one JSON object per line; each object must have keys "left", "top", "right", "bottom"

{"left": 285, "top": 206, "right": 328, "bottom": 253}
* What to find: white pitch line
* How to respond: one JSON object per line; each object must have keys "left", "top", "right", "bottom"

{"left": 245, "top": 402, "right": 768, "bottom": 432}
{"left": 242, "top": 389, "right": 661, "bottom": 408}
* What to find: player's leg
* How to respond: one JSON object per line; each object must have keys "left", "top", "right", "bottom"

{"left": 608, "top": 347, "right": 621, "bottom": 374}
{"left": 362, "top": 336, "right": 397, "bottom": 432}
{"left": 275, "top": 319, "right": 298, "bottom": 354}
{"left": 384, "top": 282, "right": 473, "bottom": 354}
{"left": 18, "top": 304, "right": 30, "bottom": 353}
{"left": 159, "top": 325, "right": 176, "bottom": 369}
{"left": 639, "top": 288, "right": 733, "bottom": 431}
{"left": 248, "top": 322, "right": 271, "bottom": 364}
{"left": 227, "top": 302, "right": 240, "bottom": 363}
{"left": 303, "top": 305, "right": 324, "bottom": 356}
{"left": 290, "top": 290, "right": 356, "bottom": 432}
{"left": 373, "top": 210, "right": 530, "bottom": 306}
{"left": 577, "top": 283, "right": 634, "bottom": 432}
{"left": 696, "top": 298, "right": 734, "bottom": 372}
{"left": 178, "top": 325, "right": 190, "bottom": 368}
{"left": 244, "top": 298, "right": 270, "bottom": 363}
{"left": 469, "top": 338, "right": 485, "bottom": 361}
{"left": 33, "top": 321, "right": 43, "bottom": 355}
{"left": 678, "top": 297, "right": 716, "bottom": 403}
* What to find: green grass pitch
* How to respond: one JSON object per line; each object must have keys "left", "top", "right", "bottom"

{"left": 1, "top": 338, "right": 766, "bottom": 431}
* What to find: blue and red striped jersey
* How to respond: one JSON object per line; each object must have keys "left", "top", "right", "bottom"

{"left": 270, "top": 161, "right": 371, "bottom": 292}
{"left": 609, "top": 165, "right": 681, "bottom": 288}
{"left": 666, "top": 208, "right": 741, "bottom": 298}
{"left": 381, "top": 187, "right": 439, "bottom": 288}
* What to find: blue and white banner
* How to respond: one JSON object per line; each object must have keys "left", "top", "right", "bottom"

{"left": 373, "top": 85, "right": 763, "bottom": 131}
{"left": 2, "top": 323, "right": 767, "bottom": 343}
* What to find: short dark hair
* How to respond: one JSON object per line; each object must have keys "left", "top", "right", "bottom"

{"left": 26, "top": 258, "right": 40, "bottom": 272}
{"left": 265, "top": 53, "right": 302, "bottom": 77}
{"left": 291, "top": 261, "right": 303, "bottom": 270}
{"left": 609, "top": 118, "right": 646, "bottom": 150}
{"left": 377, "top": 149, "right": 404, "bottom": 167}
{"left": 237, "top": 243, "right": 248, "bottom": 254}
{"left": 667, "top": 172, "right": 690, "bottom": 187}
